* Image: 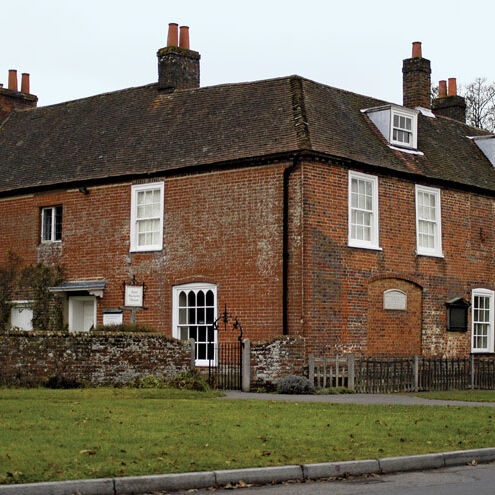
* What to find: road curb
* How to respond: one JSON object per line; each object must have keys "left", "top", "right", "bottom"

{"left": 1, "top": 447, "right": 495, "bottom": 494}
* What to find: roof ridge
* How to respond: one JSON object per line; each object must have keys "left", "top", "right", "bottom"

{"left": 289, "top": 76, "right": 311, "bottom": 149}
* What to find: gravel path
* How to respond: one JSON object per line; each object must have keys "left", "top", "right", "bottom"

{"left": 220, "top": 391, "right": 495, "bottom": 407}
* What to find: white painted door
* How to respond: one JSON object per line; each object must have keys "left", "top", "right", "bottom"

{"left": 69, "top": 297, "right": 96, "bottom": 332}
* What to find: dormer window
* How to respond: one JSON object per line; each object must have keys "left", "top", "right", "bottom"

{"left": 468, "top": 135, "right": 495, "bottom": 167}
{"left": 392, "top": 111, "right": 413, "bottom": 146}
{"left": 362, "top": 104, "right": 420, "bottom": 153}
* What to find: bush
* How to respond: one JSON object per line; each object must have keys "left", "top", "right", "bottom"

{"left": 45, "top": 375, "right": 85, "bottom": 389}
{"left": 132, "top": 374, "right": 167, "bottom": 388}
{"left": 169, "top": 370, "right": 210, "bottom": 392}
{"left": 277, "top": 374, "right": 315, "bottom": 395}
{"left": 92, "top": 323, "right": 156, "bottom": 333}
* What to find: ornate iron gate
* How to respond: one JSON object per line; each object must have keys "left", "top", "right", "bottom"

{"left": 206, "top": 305, "right": 243, "bottom": 390}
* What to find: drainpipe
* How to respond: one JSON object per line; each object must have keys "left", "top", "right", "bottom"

{"left": 282, "top": 154, "right": 301, "bottom": 335}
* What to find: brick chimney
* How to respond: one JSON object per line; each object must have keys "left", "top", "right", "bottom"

{"left": 157, "top": 23, "right": 200, "bottom": 91}
{"left": 403, "top": 42, "right": 431, "bottom": 109}
{"left": 432, "top": 77, "right": 466, "bottom": 123}
{"left": 0, "top": 70, "right": 38, "bottom": 122}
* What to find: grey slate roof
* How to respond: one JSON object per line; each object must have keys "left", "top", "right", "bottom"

{"left": 0, "top": 75, "right": 493, "bottom": 195}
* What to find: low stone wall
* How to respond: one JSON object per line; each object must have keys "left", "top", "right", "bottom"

{"left": 0, "top": 331, "right": 193, "bottom": 386}
{"left": 250, "top": 336, "right": 306, "bottom": 389}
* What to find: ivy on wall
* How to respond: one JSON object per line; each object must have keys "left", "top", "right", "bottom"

{"left": 0, "top": 252, "right": 65, "bottom": 332}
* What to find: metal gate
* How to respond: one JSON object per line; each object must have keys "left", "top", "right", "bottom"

{"left": 205, "top": 305, "right": 243, "bottom": 390}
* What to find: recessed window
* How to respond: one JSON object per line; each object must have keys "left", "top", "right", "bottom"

{"left": 41, "top": 206, "right": 62, "bottom": 242}
{"left": 172, "top": 283, "right": 217, "bottom": 366}
{"left": 472, "top": 289, "right": 494, "bottom": 353}
{"left": 130, "top": 182, "right": 164, "bottom": 252}
{"left": 348, "top": 171, "right": 380, "bottom": 250}
{"left": 415, "top": 185, "right": 443, "bottom": 257}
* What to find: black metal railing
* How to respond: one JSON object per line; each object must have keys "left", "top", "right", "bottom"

{"left": 207, "top": 342, "right": 243, "bottom": 390}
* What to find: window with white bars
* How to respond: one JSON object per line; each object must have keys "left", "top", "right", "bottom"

{"left": 472, "top": 289, "right": 494, "bottom": 353}
{"left": 348, "top": 171, "right": 380, "bottom": 250}
{"left": 130, "top": 182, "right": 164, "bottom": 252}
{"left": 415, "top": 185, "right": 443, "bottom": 257}
{"left": 390, "top": 109, "right": 417, "bottom": 149}
{"left": 41, "top": 206, "right": 62, "bottom": 242}
{"left": 172, "top": 283, "right": 217, "bottom": 366}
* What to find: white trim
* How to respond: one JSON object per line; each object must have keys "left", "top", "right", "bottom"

{"left": 348, "top": 170, "right": 380, "bottom": 250}
{"left": 41, "top": 205, "right": 62, "bottom": 243}
{"left": 172, "top": 283, "right": 217, "bottom": 367}
{"left": 68, "top": 296, "right": 97, "bottom": 332}
{"left": 388, "top": 145, "right": 424, "bottom": 156}
{"left": 471, "top": 288, "right": 494, "bottom": 353}
{"left": 415, "top": 184, "right": 443, "bottom": 257}
{"left": 390, "top": 107, "right": 418, "bottom": 149}
{"left": 130, "top": 182, "right": 164, "bottom": 252}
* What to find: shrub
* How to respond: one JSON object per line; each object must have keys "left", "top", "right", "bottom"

{"left": 277, "top": 374, "right": 315, "bottom": 395}
{"left": 45, "top": 375, "right": 85, "bottom": 389}
{"left": 169, "top": 370, "right": 210, "bottom": 392}
{"left": 132, "top": 374, "right": 167, "bottom": 388}
{"left": 92, "top": 323, "right": 156, "bottom": 333}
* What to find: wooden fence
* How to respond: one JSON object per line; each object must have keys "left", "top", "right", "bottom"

{"left": 308, "top": 355, "right": 495, "bottom": 393}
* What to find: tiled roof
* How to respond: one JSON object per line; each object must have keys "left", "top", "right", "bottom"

{"left": 0, "top": 76, "right": 493, "bottom": 194}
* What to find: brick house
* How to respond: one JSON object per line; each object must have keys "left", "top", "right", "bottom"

{"left": 1, "top": 26, "right": 495, "bottom": 362}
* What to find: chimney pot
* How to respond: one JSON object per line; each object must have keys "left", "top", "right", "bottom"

{"left": 448, "top": 77, "right": 457, "bottom": 96}
{"left": 179, "top": 26, "right": 190, "bottom": 49}
{"left": 8, "top": 69, "right": 18, "bottom": 91}
{"left": 21, "top": 73, "right": 30, "bottom": 94}
{"left": 439, "top": 80, "right": 447, "bottom": 98}
{"left": 167, "top": 23, "right": 179, "bottom": 47}
{"left": 412, "top": 41, "right": 422, "bottom": 58}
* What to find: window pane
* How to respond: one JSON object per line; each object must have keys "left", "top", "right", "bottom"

{"left": 55, "top": 206, "right": 63, "bottom": 241}
{"left": 42, "top": 208, "right": 52, "bottom": 241}
{"left": 206, "top": 290, "right": 214, "bottom": 306}
{"left": 197, "top": 290, "right": 205, "bottom": 306}
{"left": 188, "top": 291, "right": 196, "bottom": 306}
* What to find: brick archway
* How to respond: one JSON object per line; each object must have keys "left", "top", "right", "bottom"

{"left": 367, "top": 278, "right": 422, "bottom": 356}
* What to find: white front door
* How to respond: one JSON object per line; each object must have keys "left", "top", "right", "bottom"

{"left": 69, "top": 296, "right": 96, "bottom": 332}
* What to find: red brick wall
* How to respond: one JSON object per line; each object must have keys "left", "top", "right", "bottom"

{"left": 301, "top": 160, "right": 495, "bottom": 358}
{"left": 367, "top": 278, "right": 422, "bottom": 356}
{"left": 0, "top": 163, "right": 290, "bottom": 343}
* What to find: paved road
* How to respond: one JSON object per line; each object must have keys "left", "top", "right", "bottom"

{"left": 166, "top": 463, "right": 495, "bottom": 495}
{"left": 220, "top": 391, "right": 495, "bottom": 407}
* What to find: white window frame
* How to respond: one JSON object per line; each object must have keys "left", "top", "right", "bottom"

{"left": 348, "top": 170, "right": 380, "bottom": 250}
{"left": 172, "top": 283, "right": 218, "bottom": 366}
{"left": 41, "top": 205, "right": 62, "bottom": 243}
{"left": 130, "top": 182, "right": 164, "bottom": 252}
{"left": 415, "top": 185, "right": 443, "bottom": 258}
{"left": 68, "top": 296, "right": 97, "bottom": 332}
{"left": 10, "top": 300, "right": 34, "bottom": 331}
{"left": 390, "top": 108, "right": 418, "bottom": 149}
{"left": 471, "top": 288, "right": 494, "bottom": 353}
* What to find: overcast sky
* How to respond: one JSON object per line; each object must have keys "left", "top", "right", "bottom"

{"left": 2, "top": 0, "right": 495, "bottom": 107}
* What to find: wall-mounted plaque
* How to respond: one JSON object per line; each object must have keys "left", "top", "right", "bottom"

{"left": 125, "top": 285, "right": 144, "bottom": 307}
{"left": 383, "top": 289, "right": 407, "bottom": 311}
{"left": 103, "top": 311, "right": 123, "bottom": 326}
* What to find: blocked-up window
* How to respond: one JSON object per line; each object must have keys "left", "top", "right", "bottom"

{"left": 348, "top": 170, "right": 380, "bottom": 250}
{"left": 172, "top": 283, "right": 217, "bottom": 366}
{"left": 415, "top": 185, "right": 443, "bottom": 257}
{"left": 130, "top": 182, "right": 164, "bottom": 252}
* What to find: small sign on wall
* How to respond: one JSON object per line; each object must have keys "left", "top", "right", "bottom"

{"left": 383, "top": 289, "right": 407, "bottom": 311}
{"left": 103, "top": 311, "right": 123, "bottom": 326}
{"left": 124, "top": 285, "right": 144, "bottom": 307}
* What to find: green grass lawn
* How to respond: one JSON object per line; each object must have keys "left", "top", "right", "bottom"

{"left": 1, "top": 388, "right": 495, "bottom": 485}
{"left": 416, "top": 390, "right": 495, "bottom": 402}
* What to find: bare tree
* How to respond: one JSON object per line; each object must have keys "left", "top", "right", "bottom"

{"left": 461, "top": 77, "right": 495, "bottom": 131}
